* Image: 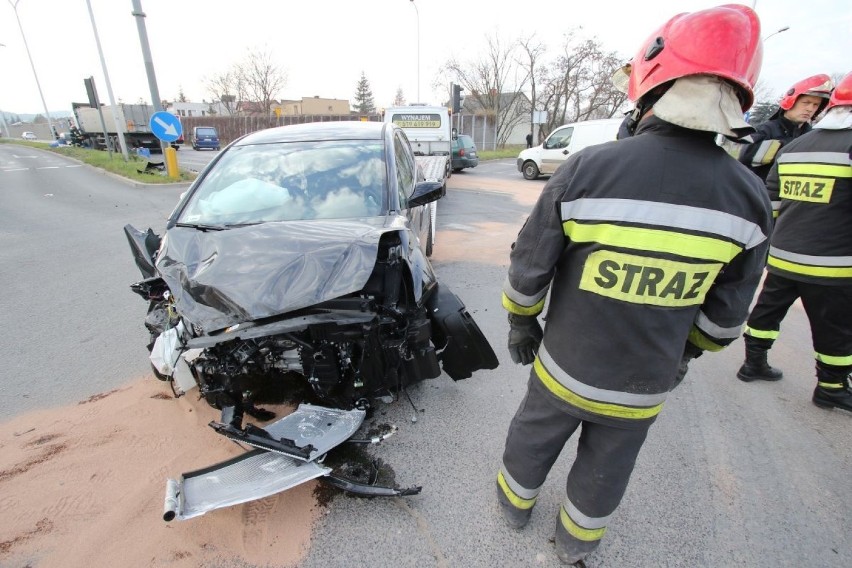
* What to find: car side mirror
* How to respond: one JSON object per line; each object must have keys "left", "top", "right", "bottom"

{"left": 409, "top": 181, "right": 445, "bottom": 207}
{"left": 451, "top": 127, "right": 458, "bottom": 140}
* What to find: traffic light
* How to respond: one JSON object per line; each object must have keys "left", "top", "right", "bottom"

{"left": 452, "top": 83, "right": 464, "bottom": 114}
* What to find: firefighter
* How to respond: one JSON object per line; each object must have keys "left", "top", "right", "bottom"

{"left": 736, "top": 71, "right": 852, "bottom": 410}
{"left": 496, "top": 5, "right": 772, "bottom": 566}
{"left": 737, "top": 74, "right": 833, "bottom": 217}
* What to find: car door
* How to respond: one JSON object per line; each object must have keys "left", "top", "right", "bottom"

{"left": 394, "top": 131, "right": 429, "bottom": 254}
{"left": 540, "top": 126, "right": 574, "bottom": 174}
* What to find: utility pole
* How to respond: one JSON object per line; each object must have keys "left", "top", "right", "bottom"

{"left": 8, "top": 0, "right": 56, "bottom": 139}
{"left": 86, "top": 0, "right": 129, "bottom": 160}
{"left": 130, "top": 0, "right": 167, "bottom": 154}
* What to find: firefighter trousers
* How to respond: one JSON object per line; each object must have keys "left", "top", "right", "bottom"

{"left": 499, "top": 375, "right": 651, "bottom": 561}
{"left": 745, "top": 273, "right": 852, "bottom": 376}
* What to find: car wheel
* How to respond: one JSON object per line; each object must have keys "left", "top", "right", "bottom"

{"left": 522, "top": 161, "right": 540, "bottom": 180}
{"left": 192, "top": 145, "right": 198, "bottom": 151}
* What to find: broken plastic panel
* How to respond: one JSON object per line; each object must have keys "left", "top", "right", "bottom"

{"left": 164, "top": 449, "right": 329, "bottom": 521}
{"left": 212, "top": 403, "right": 366, "bottom": 462}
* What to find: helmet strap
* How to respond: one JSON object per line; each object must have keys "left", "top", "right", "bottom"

{"left": 626, "top": 84, "right": 671, "bottom": 135}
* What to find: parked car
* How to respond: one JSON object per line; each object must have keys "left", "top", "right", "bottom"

{"left": 451, "top": 134, "right": 479, "bottom": 172}
{"left": 517, "top": 118, "right": 622, "bottom": 180}
{"left": 21, "top": 131, "right": 37, "bottom": 140}
{"left": 190, "top": 126, "right": 220, "bottom": 150}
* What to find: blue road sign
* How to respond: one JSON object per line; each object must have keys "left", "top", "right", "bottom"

{"left": 150, "top": 111, "right": 183, "bottom": 142}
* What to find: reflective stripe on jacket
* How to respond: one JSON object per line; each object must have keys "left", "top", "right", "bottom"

{"left": 504, "top": 117, "right": 772, "bottom": 424}
{"left": 766, "top": 129, "right": 852, "bottom": 285}
{"left": 736, "top": 114, "right": 812, "bottom": 215}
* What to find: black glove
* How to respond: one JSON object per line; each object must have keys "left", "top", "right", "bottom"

{"left": 672, "top": 342, "right": 703, "bottom": 389}
{"left": 507, "top": 313, "right": 543, "bottom": 365}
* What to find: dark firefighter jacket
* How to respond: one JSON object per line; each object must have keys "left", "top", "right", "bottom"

{"left": 737, "top": 114, "right": 812, "bottom": 215}
{"left": 502, "top": 116, "right": 773, "bottom": 427}
{"left": 765, "top": 127, "right": 852, "bottom": 286}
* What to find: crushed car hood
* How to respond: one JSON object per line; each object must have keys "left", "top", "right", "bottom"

{"left": 156, "top": 218, "right": 396, "bottom": 332}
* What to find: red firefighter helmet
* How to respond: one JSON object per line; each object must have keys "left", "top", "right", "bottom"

{"left": 778, "top": 74, "right": 833, "bottom": 110}
{"left": 826, "top": 71, "right": 852, "bottom": 109}
{"left": 626, "top": 4, "right": 763, "bottom": 111}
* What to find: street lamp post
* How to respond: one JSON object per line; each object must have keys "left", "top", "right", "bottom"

{"left": 7, "top": 0, "right": 55, "bottom": 139}
{"left": 410, "top": 0, "right": 420, "bottom": 103}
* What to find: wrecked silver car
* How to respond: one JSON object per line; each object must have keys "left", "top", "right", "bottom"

{"left": 124, "top": 121, "right": 498, "bottom": 520}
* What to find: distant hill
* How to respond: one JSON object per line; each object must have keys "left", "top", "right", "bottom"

{"left": 2, "top": 111, "right": 73, "bottom": 123}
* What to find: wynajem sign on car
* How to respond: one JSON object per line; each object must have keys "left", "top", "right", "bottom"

{"left": 150, "top": 111, "right": 183, "bottom": 142}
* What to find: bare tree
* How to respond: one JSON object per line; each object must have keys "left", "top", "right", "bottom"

{"left": 237, "top": 47, "right": 287, "bottom": 117}
{"left": 518, "top": 35, "right": 547, "bottom": 142}
{"left": 536, "top": 33, "right": 628, "bottom": 137}
{"left": 205, "top": 69, "right": 245, "bottom": 116}
{"left": 446, "top": 33, "right": 531, "bottom": 147}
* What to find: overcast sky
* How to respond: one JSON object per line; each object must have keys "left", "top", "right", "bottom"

{"left": 1, "top": 0, "right": 849, "bottom": 117}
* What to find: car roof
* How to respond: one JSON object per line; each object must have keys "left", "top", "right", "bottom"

{"left": 235, "top": 121, "right": 388, "bottom": 146}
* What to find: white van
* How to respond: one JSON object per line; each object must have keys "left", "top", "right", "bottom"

{"left": 517, "top": 118, "right": 623, "bottom": 180}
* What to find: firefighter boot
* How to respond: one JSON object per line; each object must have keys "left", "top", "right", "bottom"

{"left": 812, "top": 369, "right": 852, "bottom": 412}
{"left": 736, "top": 340, "right": 783, "bottom": 382}
{"left": 554, "top": 517, "right": 595, "bottom": 566}
{"left": 496, "top": 481, "right": 532, "bottom": 529}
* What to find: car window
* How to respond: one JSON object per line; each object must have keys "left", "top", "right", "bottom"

{"left": 460, "top": 135, "right": 474, "bottom": 148}
{"left": 394, "top": 132, "right": 416, "bottom": 207}
{"left": 196, "top": 128, "right": 217, "bottom": 137}
{"left": 545, "top": 127, "right": 573, "bottom": 150}
{"left": 178, "top": 140, "right": 386, "bottom": 225}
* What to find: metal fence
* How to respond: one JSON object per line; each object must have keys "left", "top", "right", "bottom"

{"left": 453, "top": 114, "right": 499, "bottom": 151}
{"left": 179, "top": 113, "right": 505, "bottom": 150}
{"left": 180, "top": 114, "right": 382, "bottom": 146}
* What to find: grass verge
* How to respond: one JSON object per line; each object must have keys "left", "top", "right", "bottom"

{"left": 0, "top": 139, "right": 196, "bottom": 184}
{"left": 478, "top": 144, "right": 524, "bottom": 161}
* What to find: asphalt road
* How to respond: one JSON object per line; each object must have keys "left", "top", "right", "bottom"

{"left": 0, "top": 146, "right": 849, "bottom": 567}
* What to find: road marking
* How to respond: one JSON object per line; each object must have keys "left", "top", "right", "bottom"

{"left": 1, "top": 165, "right": 84, "bottom": 173}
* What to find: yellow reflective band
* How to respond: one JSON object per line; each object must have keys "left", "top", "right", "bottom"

{"left": 768, "top": 257, "right": 852, "bottom": 279}
{"left": 560, "top": 506, "right": 606, "bottom": 542}
{"left": 744, "top": 326, "right": 780, "bottom": 340}
{"left": 579, "top": 250, "right": 722, "bottom": 307}
{"left": 502, "top": 292, "right": 545, "bottom": 316}
{"left": 817, "top": 381, "right": 845, "bottom": 389}
{"left": 815, "top": 352, "right": 852, "bottom": 366}
{"left": 778, "top": 176, "right": 835, "bottom": 203}
{"left": 688, "top": 327, "right": 724, "bottom": 352}
{"left": 778, "top": 163, "right": 852, "bottom": 178}
{"left": 497, "top": 472, "right": 536, "bottom": 510}
{"left": 563, "top": 221, "right": 741, "bottom": 263}
{"left": 534, "top": 358, "right": 663, "bottom": 420}
{"left": 752, "top": 140, "right": 781, "bottom": 166}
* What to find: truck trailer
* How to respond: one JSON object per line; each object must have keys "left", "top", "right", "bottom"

{"left": 383, "top": 105, "right": 453, "bottom": 255}
{"left": 71, "top": 102, "right": 177, "bottom": 152}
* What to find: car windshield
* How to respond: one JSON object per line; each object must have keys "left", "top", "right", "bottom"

{"left": 197, "top": 128, "right": 217, "bottom": 137}
{"left": 179, "top": 139, "right": 387, "bottom": 225}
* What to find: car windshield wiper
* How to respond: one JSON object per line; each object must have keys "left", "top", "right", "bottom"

{"left": 175, "top": 222, "right": 225, "bottom": 231}
{"left": 222, "top": 222, "right": 262, "bottom": 228}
